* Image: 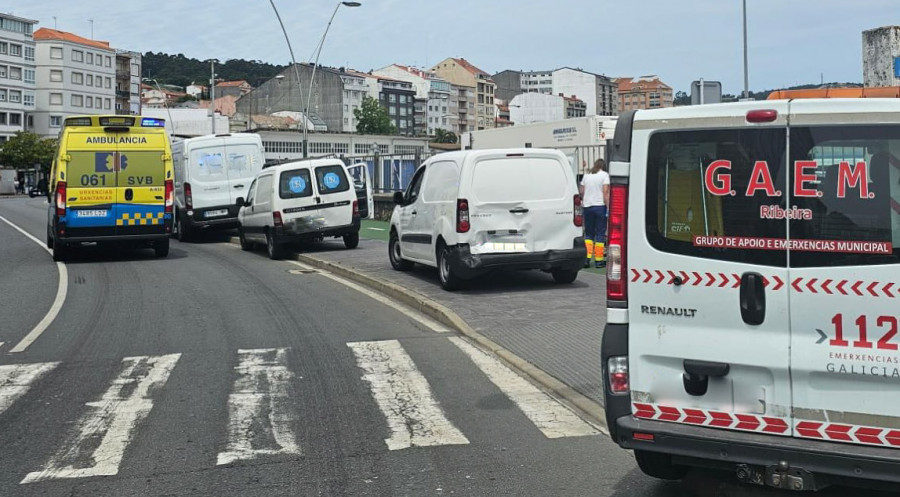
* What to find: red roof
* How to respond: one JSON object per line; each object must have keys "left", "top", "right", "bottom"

{"left": 453, "top": 58, "right": 490, "bottom": 77}
{"left": 216, "top": 80, "right": 249, "bottom": 87}
{"left": 617, "top": 76, "right": 672, "bottom": 93}
{"left": 34, "top": 28, "right": 113, "bottom": 51}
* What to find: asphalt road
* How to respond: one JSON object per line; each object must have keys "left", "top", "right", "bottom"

{"left": 1, "top": 196, "right": 896, "bottom": 497}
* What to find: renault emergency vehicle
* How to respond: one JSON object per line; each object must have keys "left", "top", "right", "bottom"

{"left": 46, "top": 115, "right": 174, "bottom": 261}
{"left": 601, "top": 100, "right": 900, "bottom": 491}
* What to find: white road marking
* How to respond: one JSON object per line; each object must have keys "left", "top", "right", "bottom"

{"left": 22, "top": 354, "right": 181, "bottom": 483}
{"left": 288, "top": 260, "right": 450, "bottom": 333}
{"left": 217, "top": 348, "right": 300, "bottom": 465}
{"left": 0, "top": 362, "right": 59, "bottom": 415}
{"left": 0, "top": 215, "right": 69, "bottom": 353}
{"left": 449, "top": 337, "right": 599, "bottom": 439}
{"left": 366, "top": 227, "right": 386, "bottom": 231}
{"left": 347, "top": 340, "right": 469, "bottom": 450}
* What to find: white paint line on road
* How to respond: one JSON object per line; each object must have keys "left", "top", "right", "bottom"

{"left": 0, "top": 362, "right": 59, "bottom": 415}
{"left": 0, "top": 215, "right": 69, "bottom": 354}
{"left": 287, "top": 260, "right": 450, "bottom": 333}
{"left": 217, "top": 348, "right": 300, "bottom": 466}
{"left": 366, "top": 227, "right": 386, "bottom": 231}
{"left": 22, "top": 353, "right": 181, "bottom": 484}
{"left": 348, "top": 340, "right": 469, "bottom": 450}
{"left": 449, "top": 337, "right": 599, "bottom": 439}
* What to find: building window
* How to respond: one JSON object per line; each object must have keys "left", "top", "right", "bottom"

{"left": 389, "top": 94, "right": 396, "bottom": 103}
{"left": 399, "top": 95, "right": 407, "bottom": 104}
{"left": 23, "top": 69, "right": 34, "bottom": 84}
{"left": 50, "top": 92, "right": 62, "bottom": 105}
{"left": 72, "top": 50, "right": 83, "bottom": 62}
{"left": 105, "top": 56, "right": 112, "bottom": 67}
{"left": 24, "top": 46, "right": 34, "bottom": 61}
{"left": 50, "top": 116, "right": 62, "bottom": 127}
{"left": 105, "top": 77, "right": 111, "bottom": 88}
{"left": 72, "top": 72, "right": 83, "bottom": 85}
{"left": 0, "top": 42, "right": 6, "bottom": 55}
{"left": 389, "top": 106, "right": 396, "bottom": 116}
{"left": 72, "top": 94, "right": 83, "bottom": 107}
{"left": 10, "top": 44, "right": 21, "bottom": 57}
{"left": 86, "top": 52, "right": 93, "bottom": 65}
{"left": 0, "top": 113, "right": 5, "bottom": 124}
{"left": 50, "top": 46, "right": 63, "bottom": 59}
{"left": 23, "top": 92, "right": 34, "bottom": 106}
{"left": 0, "top": 89, "right": 6, "bottom": 102}
{"left": 86, "top": 74, "right": 93, "bottom": 86}
{"left": 9, "top": 113, "right": 21, "bottom": 125}
{"left": 96, "top": 54, "right": 103, "bottom": 66}
{"left": 86, "top": 96, "right": 93, "bottom": 108}
{"left": 9, "top": 90, "right": 20, "bottom": 103}
{"left": 105, "top": 98, "right": 111, "bottom": 109}
{"left": 50, "top": 69, "right": 63, "bottom": 82}
{"left": 9, "top": 66, "right": 21, "bottom": 80}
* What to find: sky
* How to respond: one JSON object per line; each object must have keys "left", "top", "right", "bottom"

{"left": 4, "top": 0, "right": 897, "bottom": 94}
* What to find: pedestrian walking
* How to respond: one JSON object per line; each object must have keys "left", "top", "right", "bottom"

{"left": 579, "top": 158, "right": 610, "bottom": 268}
{"left": 13, "top": 177, "right": 21, "bottom": 195}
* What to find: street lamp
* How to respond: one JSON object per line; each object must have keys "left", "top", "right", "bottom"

{"left": 742, "top": 0, "right": 750, "bottom": 100}
{"left": 303, "top": 1, "right": 361, "bottom": 158}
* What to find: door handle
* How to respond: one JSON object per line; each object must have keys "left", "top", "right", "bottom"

{"left": 683, "top": 359, "right": 730, "bottom": 396}
{"left": 740, "top": 272, "right": 766, "bottom": 325}
{"left": 234, "top": 184, "right": 244, "bottom": 189}
{"left": 411, "top": 210, "right": 417, "bottom": 216}
{"left": 509, "top": 207, "right": 529, "bottom": 214}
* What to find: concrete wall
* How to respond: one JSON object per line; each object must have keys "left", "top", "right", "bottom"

{"left": 863, "top": 26, "right": 900, "bottom": 87}
{"left": 509, "top": 92, "right": 566, "bottom": 124}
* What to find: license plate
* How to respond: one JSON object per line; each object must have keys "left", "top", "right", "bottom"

{"left": 205, "top": 209, "right": 228, "bottom": 218}
{"left": 76, "top": 210, "right": 107, "bottom": 218}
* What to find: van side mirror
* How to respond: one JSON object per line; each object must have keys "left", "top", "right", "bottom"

{"left": 393, "top": 191, "right": 405, "bottom": 205}
{"left": 235, "top": 197, "right": 245, "bottom": 208}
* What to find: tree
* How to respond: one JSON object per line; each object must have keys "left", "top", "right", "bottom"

{"left": 673, "top": 91, "right": 691, "bottom": 106}
{"left": 354, "top": 95, "right": 396, "bottom": 135}
{"left": 432, "top": 129, "right": 458, "bottom": 144}
{"left": 0, "top": 132, "right": 57, "bottom": 173}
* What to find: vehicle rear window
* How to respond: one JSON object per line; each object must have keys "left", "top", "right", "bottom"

{"left": 314, "top": 165, "right": 350, "bottom": 195}
{"left": 471, "top": 157, "right": 567, "bottom": 203}
{"left": 279, "top": 168, "right": 313, "bottom": 199}
{"left": 67, "top": 151, "right": 116, "bottom": 188}
{"left": 788, "top": 125, "right": 900, "bottom": 267}
{"left": 190, "top": 148, "right": 226, "bottom": 179}
{"left": 119, "top": 150, "right": 166, "bottom": 187}
{"left": 645, "top": 128, "right": 788, "bottom": 266}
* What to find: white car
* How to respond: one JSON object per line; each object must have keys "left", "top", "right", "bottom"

{"left": 237, "top": 158, "right": 360, "bottom": 259}
{"left": 601, "top": 99, "right": 900, "bottom": 491}
{"left": 388, "top": 148, "right": 586, "bottom": 290}
{"left": 171, "top": 133, "right": 264, "bottom": 241}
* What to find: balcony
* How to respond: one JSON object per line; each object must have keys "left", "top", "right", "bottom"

{"left": 116, "top": 90, "right": 130, "bottom": 99}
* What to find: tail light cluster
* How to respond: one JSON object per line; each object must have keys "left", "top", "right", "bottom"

{"left": 606, "top": 184, "right": 628, "bottom": 301}
{"left": 573, "top": 194, "right": 583, "bottom": 227}
{"left": 273, "top": 211, "right": 284, "bottom": 228}
{"left": 55, "top": 181, "right": 67, "bottom": 216}
{"left": 607, "top": 356, "right": 629, "bottom": 394}
{"left": 456, "top": 199, "right": 470, "bottom": 233}
{"left": 184, "top": 182, "right": 193, "bottom": 210}
{"left": 352, "top": 200, "right": 359, "bottom": 218}
{"left": 164, "top": 180, "right": 174, "bottom": 214}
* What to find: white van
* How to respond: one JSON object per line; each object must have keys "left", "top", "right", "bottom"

{"left": 237, "top": 158, "right": 360, "bottom": 259}
{"left": 388, "top": 148, "right": 586, "bottom": 290}
{"left": 171, "top": 133, "right": 264, "bottom": 241}
{"left": 601, "top": 99, "right": 900, "bottom": 491}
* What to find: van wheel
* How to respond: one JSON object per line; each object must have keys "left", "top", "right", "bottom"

{"left": 634, "top": 450, "right": 689, "bottom": 481}
{"left": 343, "top": 231, "right": 359, "bottom": 249}
{"left": 266, "top": 231, "right": 284, "bottom": 260}
{"left": 52, "top": 241, "right": 67, "bottom": 262}
{"left": 437, "top": 244, "right": 462, "bottom": 291}
{"left": 551, "top": 269, "right": 579, "bottom": 284}
{"left": 175, "top": 215, "right": 192, "bottom": 242}
{"left": 389, "top": 231, "right": 413, "bottom": 271}
{"left": 238, "top": 228, "right": 253, "bottom": 251}
{"left": 154, "top": 238, "right": 170, "bottom": 258}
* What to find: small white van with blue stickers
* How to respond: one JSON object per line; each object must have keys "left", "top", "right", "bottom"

{"left": 236, "top": 158, "right": 360, "bottom": 259}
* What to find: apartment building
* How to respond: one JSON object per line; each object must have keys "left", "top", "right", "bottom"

{"left": 617, "top": 75, "right": 674, "bottom": 111}
{"left": 430, "top": 57, "right": 495, "bottom": 130}
{"left": 115, "top": 50, "right": 141, "bottom": 115}
{"left": 495, "top": 67, "right": 617, "bottom": 117}
{"left": 372, "top": 64, "right": 453, "bottom": 136}
{"left": 508, "top": 92, "right": 583, "bottom": 124}
{"left": 32, "top": 28, "right": 116, "bottom": 138}
{"left": 0, "top": 13, "right": 38, "bottom": 144}
{"left": 339, "top": 70, "right": 370, "bottom": 132}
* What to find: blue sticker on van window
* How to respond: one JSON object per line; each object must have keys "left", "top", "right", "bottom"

{"left": 289, "top": 176, "right": 306, "bottom": 193}
{"left": 323, "top": 172, "right": 341, "bottom": 189}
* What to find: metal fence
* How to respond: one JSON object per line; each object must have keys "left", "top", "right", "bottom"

{"left": 343, "top": 152, "right": 434, "bottom": 193}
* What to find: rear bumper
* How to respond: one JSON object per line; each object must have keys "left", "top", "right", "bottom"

{"left": 614, "top": 415, "right": 900, "bottom": 490}
{"left": 185, "top": 205, "right": 239, "bottom": 230}
{"left": 447, "top": 237, "right": 586, "bottom": 279}
{"left": 275, "top": 217, "right": 360, "bottom": 242}
{"left": 56, "top": 219, "right": 172, "bottom": 244}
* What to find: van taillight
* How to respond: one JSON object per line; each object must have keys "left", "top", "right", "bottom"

{"left": 606, "top": 184, "right": 628, "bottom": 301}
{"left": 273, "top": 211, "right": 283, "bottom": 228}
{"left": 352, "top": 200, "right": 359, "bottom": 217}
{"left": 164, "top": 180, "right": 174, "bottom": 214}
{"left": 456, "top": 199, "right": 470, "bottom": 233}
{"left": 184, "top": 182, "right": 193, "bottom": 210}
{"left": 573, "top": 194, "right": 583, "bottom": 227}
{"left": 608, "top": 356, "right": 629, "bottom": 394}
{"left": 55, "top": 181, "right": 67, "bottom": 216}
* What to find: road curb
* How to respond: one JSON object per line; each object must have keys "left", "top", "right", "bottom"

{"left": 229, "top": 236, "right": 607, "bottom": 430}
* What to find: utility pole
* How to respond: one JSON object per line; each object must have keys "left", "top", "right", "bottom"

{"left": 210, "top": 60, "right": 216, "bottom": 134}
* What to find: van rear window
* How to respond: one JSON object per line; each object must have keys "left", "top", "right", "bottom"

{"left": 279, "top": 169, "right": 313, "bottom": 199}
{"left": 314, "top": 165, "right": 349, "bottom": 195}
{"left": 471, "top": 157, "right": 567, "bottom": 203}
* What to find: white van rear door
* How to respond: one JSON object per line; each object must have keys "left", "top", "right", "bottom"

{"left": 786, "top": 103, "right": 900, "bottom": 449}
{"left": 628, "top": 116, "right": 795, "bottom": 438}
{"left": 187, "top": 138, "right": 230, "bottom": 210}
{"left": 224, "top": 141, "right": 264, "bottom": 204}
{"left": 312, "top": 163, "right": 354, "bottom": 228}
{"left": 467, "top": 152, "right": 577, "bottom": 254}
{"left": 347, "top": 163, "right": 374, "bottom": 219}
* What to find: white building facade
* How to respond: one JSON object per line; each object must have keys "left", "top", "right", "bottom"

{"left": 508, "top": 92, "right": 567, "bottom": 124}
{"left": 32, "top": 28, "right": 116, "bottom": 138}
{"left": 519, "top": 67, "right": 617, "bottom": 117}
{"left": 0, "top": 14, "right": 38, "bottom": 144}
{"left": 340, "top": 71, "right": 370, "bottom": 132}
{"left": 372, "top": 65, "right": 454, "bottom": 136}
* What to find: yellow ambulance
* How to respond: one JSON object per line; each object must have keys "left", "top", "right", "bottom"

{"left": 46, "top": 115, "right": 174, "bottom": 261}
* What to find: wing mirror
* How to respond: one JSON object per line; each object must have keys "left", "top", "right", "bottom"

{"left": 235, "top": 197, "right": 246, "bottom": 208}
{"left": 393, "top": 191, "right": 405, "bottom": 205}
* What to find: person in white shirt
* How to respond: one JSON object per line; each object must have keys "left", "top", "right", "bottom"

{"left": 579, "top": 158, "right": 610, "bottom": 268}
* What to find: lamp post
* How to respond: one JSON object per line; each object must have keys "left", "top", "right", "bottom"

{"left": 742, "top": 0, "right": 750, "bottom": 100}
{"left": 303, "top": 1, "right": 361, "bottom": 158}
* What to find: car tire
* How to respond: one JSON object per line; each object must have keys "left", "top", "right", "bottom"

{"left": 238, "top": 227, "right": 254, "bottom": 251}
{"left": 175, "top": 214, "right": 192, "bottom": 242}
{"left": 343, "top": 231, "right": 360, "bottom": 249}
{"left": 266, "top": 231, "right": 284, "bottom": 260}
{"left": 52, "top": 240, "right": 67, "bottom": 262}
{"left": 634, "top": 450, "right": 689, "bottom": 481}
{"left": 437, "top": 243, "right": 462, "bottom": 291}
{"left": 389, "top": 231, "right": 414, "bottom": 271}
{"left": 551, "top": 268, "right": 579, "bottom": 284}
{"left": 154, "top": 238, "right": 170, "bottom": 258}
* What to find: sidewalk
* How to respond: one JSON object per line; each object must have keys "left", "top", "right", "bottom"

{"left": 299, "top": 235, "right": 607, "bottom": 406}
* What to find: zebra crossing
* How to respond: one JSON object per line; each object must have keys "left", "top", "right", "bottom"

{"left": 2, "top": 337, "right": 598, "bottom": 486}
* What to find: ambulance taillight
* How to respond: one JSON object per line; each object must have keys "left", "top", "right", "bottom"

{"left": 55, "top": 181, "right": 67, "bottom": 217}
{"left": 164, "top": 180, "right": 174, "bottom": 214}
{"left": 606, "top": 184, "right": 628, "bottom": 301}
{"left": 607, "top": 356, "right": 629, "bottom": 394}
